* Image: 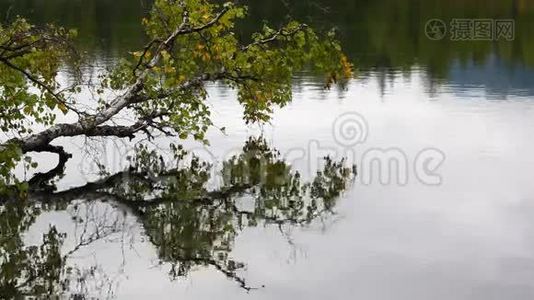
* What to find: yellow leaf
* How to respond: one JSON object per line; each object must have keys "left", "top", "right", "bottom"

{"left": 165, "top": 66, "right": 175, "bottom": 73}
{"left": 58, "top": 103, "right": 68, "bottom": 114}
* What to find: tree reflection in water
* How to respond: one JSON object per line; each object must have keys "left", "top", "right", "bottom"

{"left": 0, "top": 137, "right": 356, "bottom": 298}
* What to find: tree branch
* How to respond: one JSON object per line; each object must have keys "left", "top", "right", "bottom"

{"left": 0, "top": 56, "right": 83, "bottom": 115}
{"left": 0, "top": 4, "right": 247, "bottom": 160}
{"left": 241, "top": 24, "right": 308, "bottom": 52}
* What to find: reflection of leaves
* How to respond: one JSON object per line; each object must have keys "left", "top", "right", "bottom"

{"left": 145, "top": 200, "right": 238, "bottom": 280}
{"left": 0, "top": 199, "right": 128, "bottom": 299}
{"left": 1, "top": 137, "right": 356, "bottom": 296}
{"left": 222, "top": 137, "right": 354, "bottom": 226}
{"left": 111, "top": 143, "right": 211, "bottom": 203}
{"left": 0, "top": 201, "right": 66, "bottom": 298}
{"left": 133, "top": 137, "right": 355, "bottom": 288}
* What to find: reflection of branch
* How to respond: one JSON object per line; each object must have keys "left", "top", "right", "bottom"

{"left": 203, "top": 258, "right": 257, "bottom": 292}
{"left": 224, "top": 193, "right": 336, "bottom": 227}
{"left": 30, "top": 164, "right": 252, "bottom": 204}
{"left": 65, "top": 222, "right": 119, "bottom": 258}
{"left": 28, "top": 145, "right": 72, "bottom": 191}
{"left": 21, "top": 137, "right": 355, "bottom": 295}
{"left": 58, "top": 202, "right": 128, "bottom": 298}
{"left": 66, "top": 202, "right": 125, "bottom": 258}
{"left": 155, "top": 251, "right": 257, "bottom": 291}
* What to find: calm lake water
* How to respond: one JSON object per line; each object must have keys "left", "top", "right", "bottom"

{"left": 2, "top": 0, "right": 534, "bottom": 299}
